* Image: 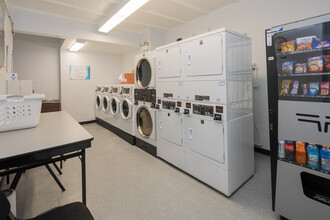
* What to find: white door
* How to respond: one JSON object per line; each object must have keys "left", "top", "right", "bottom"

{"left": 185, "top": 117, "right": 225, "bottom": 163}
{"left": 96, "top": 94, "right": 102, "bottom": 109}
{"left": 158, "top": 110, "right": 182, "bottom": 146}
{"left": 102, "top": 95, "right": 110, "bottom": 112}
{"left": 157, "top": 45, "right": 181, "bottom": 79}
{"left": 136, "top": 58, "right": 155, "bottom": 88}
{"left": 121, "top": 99, "right": 132, "bottom": 119}
{"left": 182, "top": 34, "right": 223, "bottom": 77}
{"left": 110, "top": 97, "right": 120, "bottom": 115}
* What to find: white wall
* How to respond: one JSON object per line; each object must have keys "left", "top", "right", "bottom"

{"left": 122, "top": 28, "right": 166, "bottom": 75}
{"left": 60, "top": 50, "right": 123, "bottom": 122}
{"left": 122, "top": 48, "right": 140, "bottom": 74}
{"left": 0, "top": 0, "right": 13, "bottom": 94}
{"left": 165, "top": 0, "right": 330, "bottom": 150}
{"left": 13, "top": 34, "right": 62, "bottom": 99}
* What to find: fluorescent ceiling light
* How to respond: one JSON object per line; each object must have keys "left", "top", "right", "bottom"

{"left": 99, "top": 0, "right": 149, "bottom": 33}
{"left": 69, "top": 40, "right": 85, "bottom": 52}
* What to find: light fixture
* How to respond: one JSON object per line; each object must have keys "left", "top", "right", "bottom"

{"left": 69, "top": 40, "right": 86, "bottom": 52}
{"left": 99, "top": 0, "right": 149, "bottom": 33}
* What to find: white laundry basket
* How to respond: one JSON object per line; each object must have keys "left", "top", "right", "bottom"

{"left": 0, "top": 94, "right": 45, "bottom": 132}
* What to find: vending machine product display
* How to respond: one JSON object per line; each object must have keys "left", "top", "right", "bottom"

{"left": 266, "top": 14, "right": 330, "bottom": 220}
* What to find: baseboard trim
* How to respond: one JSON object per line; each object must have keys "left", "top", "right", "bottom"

{"left": 254, "top": 146, "right": 270, "bottom": 156}
{"left": 135, "top": 138, "right": 157, "bottom": 157}
{"left": 96, "top": 118, "right": 135, "bottom": 145}
{"left": 79, "top": 120, "right": 96, "bottom": 125}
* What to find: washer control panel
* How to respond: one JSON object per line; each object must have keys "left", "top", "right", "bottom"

{"left": 134, "top": 89, "right": 156, "bottom": 103}
{"left": 183, "top": 103, "right": 224, "bottom": 121}
{"left": 103, "top": 87, "right": 109, "bottom": 93}
{"left": 161, "top": 100, "right": 176, "bottom": 110}
{"left": 193, "top": 104, "right": 214, "bottom": 117}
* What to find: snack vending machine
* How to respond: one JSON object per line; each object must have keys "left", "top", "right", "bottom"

{"left": 266, "top": 14, "right": 330, "bottom": 220}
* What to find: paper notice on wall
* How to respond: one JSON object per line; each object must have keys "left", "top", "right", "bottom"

{"left": 69, "top": 65, "right": 90, "bottom": 80}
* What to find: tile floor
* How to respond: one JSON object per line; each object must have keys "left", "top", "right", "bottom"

{"left": 7, "top": 123, "right": 280, "bottom": 219}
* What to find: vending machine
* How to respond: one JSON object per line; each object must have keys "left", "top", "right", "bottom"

{"left": 266, "top": 14, "right": 330, "bottom": 219}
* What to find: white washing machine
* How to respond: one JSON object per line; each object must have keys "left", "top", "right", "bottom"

{"left": 95, "top": 85, "right": 103, "bottom": 119}
{"left": 109, "top": 84, "right": 136, "bottom": 145}
{"left": 134, "top": 88, "right": 157, "bottom": 156}
{"left": 102, "top": 85, "right": 122, "bottom": 129}
{"left": 134, "top": 51, "right": 156, "bottom": 89}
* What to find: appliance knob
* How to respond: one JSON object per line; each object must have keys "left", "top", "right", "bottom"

{"left": 174, "top": 108, "right": 180, "bottom": 113}
{"left": 155, "top": 104, "right": 160, "bottom": 109}
{"left": 214, "top": 114, "right": 222, "bottom": 121}
{"left": 183, "top": 109, "right": 189, "bottom": 115}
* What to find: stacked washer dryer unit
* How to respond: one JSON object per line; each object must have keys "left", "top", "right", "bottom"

{"left": 155, "top": 44, "right": 185, "bottom": 170}
{"left": 116, "top": 84, "right": 136, "bottom": 144}
{"left": 95, "top": 85, "right": 104, "bottom": 119}
{"left": 157, "top": 28, "right": 254, "bottom": 196}
{"left": 134, "top": 51, "right": 157, "bottom": 156}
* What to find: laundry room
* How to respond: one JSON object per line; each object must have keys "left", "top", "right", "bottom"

{"left": 0, "top": 0, "right": 329, "bottom": 220}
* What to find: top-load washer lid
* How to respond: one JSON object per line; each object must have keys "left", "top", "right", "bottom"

{"left": 136, "top": 106, "right": 153, "bottom": 138}
{"left": 121, "top": 99, "right": 132, "bottom": 119}
{"left": 136, "top": 58, "right": 152, "bottom": 89}
{"left": 96, "top": 94, "right": 102, "bottom": 109}
{"left": 110, "top": 97, "right": 120, "bottom": 115}
{"left": 102, "top": 95, "right": 110, "bottom": 112}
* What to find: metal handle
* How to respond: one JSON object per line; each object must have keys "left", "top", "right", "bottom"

{"left": 189, "top": 128, "right": 193, "bottom": 139}
{"left": 187, "top": 55, "right": 191, "bottom": 65}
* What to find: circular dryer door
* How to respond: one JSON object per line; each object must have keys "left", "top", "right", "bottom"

{"left": 110, "top": 97, "right": 120, "bottom": 115}
{"left": 102, "top": 96, "right": 110, "bottom": 112}
{"left": 96, "top": 94, "right": 102, "bottom": 109}
{"left": 121, "top": 99, "right": 132, "bottom": 119}
{"left": 136, "top": 58, "right": 152, "bottom": 89}
{"left": 136, "top": 106, "right": 153, "bottom": 138}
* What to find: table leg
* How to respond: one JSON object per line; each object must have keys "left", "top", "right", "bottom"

{"left": 6, "top": 168, "right": 9, "bottom": 184}
{"left": 81, "top": 149, "right": 86, "bottom": 205}
{"left": 10, "top": 171, "right": 23, "bottom": 189}
{"left": 45, "top": 164, "right": 65, "bottom": 192}
{"left": 52, "top": 162, "right": 62, "bottom": 175}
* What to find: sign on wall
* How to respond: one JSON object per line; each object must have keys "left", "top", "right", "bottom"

{"left": 69, "top": 65, "right": 90, "bottom": 80}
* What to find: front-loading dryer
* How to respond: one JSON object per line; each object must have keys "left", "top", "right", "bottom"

{"left": 156, "top": 97, "right": 185, "bottom": 171}
{"left": 134, "top": 51, "right": 156, "bottom": 89}
{"left": 134, "top": 89, "right": 157, "bottom": 156}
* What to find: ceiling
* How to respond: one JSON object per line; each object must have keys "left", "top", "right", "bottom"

{"left": 8, "top": 0, "right": 236, "bottom": 33}
{"left": 8, "top": 0, "right": 237, "bottom": 54}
